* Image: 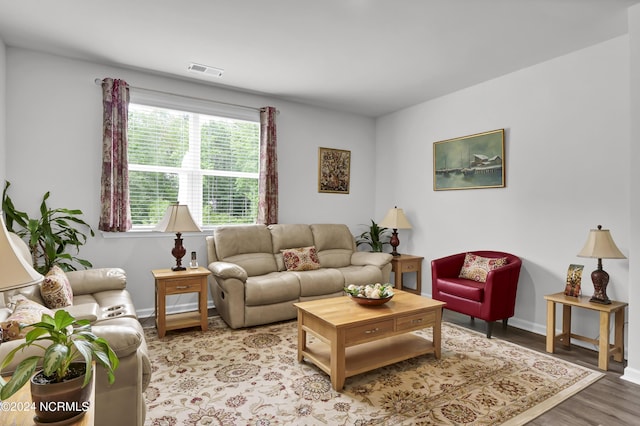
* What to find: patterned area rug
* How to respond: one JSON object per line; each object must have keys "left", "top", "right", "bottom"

{"left": 143, "top": 317, "right": 603, "bottom": 425}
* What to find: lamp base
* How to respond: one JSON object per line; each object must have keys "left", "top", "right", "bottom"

{"left": 389, "top": 229, "right": 400, "bottom": 256}
{"left": 589, "top": 296, "right": 612, "bottom": 305}
{"left": 171, "top": 232, "right": 187, "bottom": 271}
{"left": 589, "top": 266, "right": 612, "bottom": 305}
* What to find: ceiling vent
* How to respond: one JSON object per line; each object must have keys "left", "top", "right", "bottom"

{"left": 188, "top": 63, "right": 224, "bottom": 78}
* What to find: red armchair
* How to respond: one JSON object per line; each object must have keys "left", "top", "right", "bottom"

{"left": 431, "top": 251, "right": 522, "bottom": 338}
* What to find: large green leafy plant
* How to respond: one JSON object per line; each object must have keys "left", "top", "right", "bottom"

{"left": 2, "top": 181, "right": 94, "bottom": 274}
{"left": 0, "top": 310, "right": 119, "bottom": 400}
{"left": 355, "top": 220, "right": 390, "bottom": 252}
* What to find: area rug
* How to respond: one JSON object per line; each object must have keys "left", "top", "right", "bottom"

{"left": 143, "top": 317, "right": 603, "bottom": 426}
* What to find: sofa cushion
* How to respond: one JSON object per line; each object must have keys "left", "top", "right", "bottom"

{"left": 269, "top": 224, "right": 315, "bottom": 271}
{"left": 214, "top": 225, "right": 277, "bottom": 276}
{"left": 40, "top": 265, "right": 74, "bottom": 308}
{"left": 338, "top": 264, "right": 388, "bottom": 287}
{"left": 292, "top": 268, "right": 344, "bottom": 297}
{"left": 0, "top": 297, "right": 54, "bottom": 341}
{"left": 67, "top": 268, "right": 126, "bottom": 295}
{"left": 244, "top": 272, "right": 301, "bottom": 306}
{"left": 436, "top": 277, "right": 485, "bottom": 302}
{"left": 310, "top": 224, "right": 354, "bottom": 268}
{"left": 459, "top": 252, "right": 508, "bottom": 282}
{"left": 282, "top": 246, "right": 321, "bottom": 271}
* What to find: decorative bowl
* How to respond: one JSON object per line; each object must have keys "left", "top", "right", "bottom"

{"left": 349, "top": 294, "right": 394, "bottom": 306}
{"left": 344, "top": 283, "right": 395, "bottom": 306}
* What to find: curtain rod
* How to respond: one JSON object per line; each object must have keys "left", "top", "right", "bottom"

{"left": 93, "top": 78, "right": 265, "bottom": 113}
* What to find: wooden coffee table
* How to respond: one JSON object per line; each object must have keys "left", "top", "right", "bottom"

{"left": 294, "top": 290, "right": 445, "bottom": 390}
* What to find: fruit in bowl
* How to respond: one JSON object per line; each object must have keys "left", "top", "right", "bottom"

{"left": 344, "top": 283, "right": 394, "bottom": 305}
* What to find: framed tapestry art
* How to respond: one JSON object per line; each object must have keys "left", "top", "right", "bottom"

{"left": 318, "top": 147, "right": 350, "bottom": 194}
{"left": 433, "top": 129, "right": 505, "bottom": 191}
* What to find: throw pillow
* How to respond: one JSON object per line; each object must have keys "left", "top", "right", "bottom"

{"left": 282, "top": 246, "right": 321, "bottom": 271}
{"left": 459, "top": 253, "right": 508, "bottom": 282}
{"left": 0, "top": 296, "right": 54, "bottom": 341}
{"left": 40, "top": 265, "right": 73, "bottom": 309}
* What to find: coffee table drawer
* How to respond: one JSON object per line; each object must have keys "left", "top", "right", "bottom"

{"left": 397, "top": 311, "right": 435, "bottom": 332}
{"left": 345, "top": 319, "right": 394, "bottom": 345}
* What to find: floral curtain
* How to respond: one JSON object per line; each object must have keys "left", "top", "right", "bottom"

{"left": 99, "top": 78, "right": 132, "bottom": 232}
{"left": 258, "top": 106, "right": 278, "bottom": 225}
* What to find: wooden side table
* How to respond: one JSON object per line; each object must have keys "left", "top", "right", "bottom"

{"left": 390, "top": 254, "right": 423, "bottom": 295}
{"left": 544, "top": 292, "right": 628, "bottom": 370}
{"left": 152, "top": 266, "right": 211, "bottom": 338}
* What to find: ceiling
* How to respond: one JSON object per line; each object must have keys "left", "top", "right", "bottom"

{"left": 0, "top": 0, "right": 638, "bottom": 117}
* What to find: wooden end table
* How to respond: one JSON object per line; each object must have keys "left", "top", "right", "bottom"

{"left": 390, "top": 254, "right": 423, "bottom": 294}
{"left": 152, "top": 266, "right": 211, "bottom": 338}
{"left": 294, "top": 290, "right": 445, "bottom": 390}
{"left": 544, "top": 292, "right": 628, "bottom": 370}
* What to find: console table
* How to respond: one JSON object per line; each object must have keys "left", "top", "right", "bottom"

{"left": 544, "top": 292, "right": 627, "bottom": 370}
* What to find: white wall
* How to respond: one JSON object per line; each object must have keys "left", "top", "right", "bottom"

{"left": 4, "top": 48, "right": 376, "bottom": 316}
{"left": 624, "top": 4, "right": 640, "bottom": 384}
{"left": 376, "top": 36, "right": 631, "bottom": 346}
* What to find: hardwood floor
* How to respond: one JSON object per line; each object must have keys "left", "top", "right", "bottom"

{"left": 443, "top": 310, "right": 640, "bottom": 425}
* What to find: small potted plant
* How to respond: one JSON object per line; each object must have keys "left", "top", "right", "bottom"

{"left": 0, "top": 309, "right": 119, "bottom": 423}
{"left": 355, "top": 220, "right": 391, "bottom": 252}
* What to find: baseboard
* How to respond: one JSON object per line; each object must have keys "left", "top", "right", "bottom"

{"left": 622, "top": 367, "right": 640, "bottom": 385}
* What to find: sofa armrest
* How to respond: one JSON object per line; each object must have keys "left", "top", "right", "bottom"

{"left": 91, "top": 324, "right": 142, "bottom": 359}
{"left": 208, "top": 261, "right": 248, "bottom": 281}
{"left": 350, "top": 252, "right": 392, "bottom": 269}
{"left": 55, "top": 303, "right": 99, "bottom": 322}
{"left": 67, "top": 268, "right": 126, "bottom": 296}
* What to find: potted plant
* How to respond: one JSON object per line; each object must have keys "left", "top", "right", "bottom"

{"left": 355, "top": 220, "right": 391, "bottom": 252}
{"left": 0, "top": 310, "right": 119, "bottom": 423}
{"left": 2, "top": 181, "right": 94, "bottom": 274}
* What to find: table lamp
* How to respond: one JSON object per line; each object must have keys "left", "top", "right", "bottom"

{"left": 0, "top": 215, "right": 44, "bottom": 290}
{"left": 154, "top": 203, "right": 201, "bottom": 271}
{"left": 577, "top": 224, "right": 626, "bottom": 304}
{"left": 379, "top": 206, "right": 412, "bottom": 256}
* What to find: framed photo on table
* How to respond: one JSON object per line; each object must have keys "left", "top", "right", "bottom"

{"left": 564, "top": 264, "right": 584, "bottom": 297}
{"left": 318, "top": 147, "right": 351, "bottom": 194}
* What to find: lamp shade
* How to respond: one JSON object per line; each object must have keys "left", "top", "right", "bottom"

{"left": 577, "top": 225, "right": 626, "bottom": 259}
{"left": 0, "top": 215, "right": 44, "bottom": 291}
{"left": 379, "top": 207, "right": 412, "bottom": 230}
{"left": 153, "top": 203, "right": 202, "bottom": 233}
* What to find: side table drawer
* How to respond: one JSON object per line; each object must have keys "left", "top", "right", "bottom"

{"left": 399, "top": 261, "right": 420, "bottom": 273}
{"left": 396, "top": 311, "right": 435, "bottom": 332}
{"left": 164, "top": 279, "right": 202, "bottom": 294}
{"left": 345, "top": 319, "right": 394, "bottom": 345}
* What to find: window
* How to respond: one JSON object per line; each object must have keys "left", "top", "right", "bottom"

{"left": 127, "top": 92, "right": 260, "bottom": 229}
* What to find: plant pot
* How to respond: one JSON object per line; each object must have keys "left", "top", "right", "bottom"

{"left": 30, "top": 363, "right": 92, "bottom": 424}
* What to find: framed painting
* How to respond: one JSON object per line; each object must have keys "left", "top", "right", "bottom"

{"left": 564, "top": 264, "right": 584, "bottom": 297}
{"left": 318, "top": 147, "right": 351, "bottom": 194}
{"left": 433, "top": 129, "right": 505, "bottom": 191}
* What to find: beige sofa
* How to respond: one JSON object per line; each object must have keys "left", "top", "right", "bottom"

{"left": 206, "top": 223, "right": 393, "bottom": 329}
{"left": 0, "top": 237, "right": 150, "bottom": 426}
